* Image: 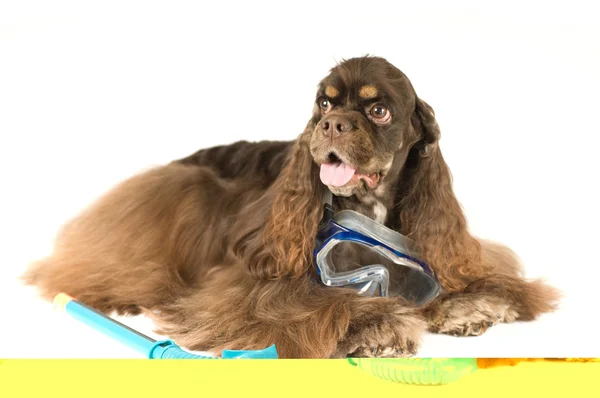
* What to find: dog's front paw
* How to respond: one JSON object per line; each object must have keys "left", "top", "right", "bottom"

{"left": 335, "top": 305, "right": 426, "bottom": 358}
{"left": 426, "top": 294, "right": 519, "bottom": 337}
{"left": 349, "top": 341, "right": 417, "bottom": 358}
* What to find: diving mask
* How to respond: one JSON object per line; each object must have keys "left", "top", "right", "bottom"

{"left": 313, "top": 191, "right": 442, "bottom": 306}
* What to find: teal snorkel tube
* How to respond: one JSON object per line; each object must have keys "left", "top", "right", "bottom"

{"left": 53, "top": 293, "right": 278, "bottom": 359}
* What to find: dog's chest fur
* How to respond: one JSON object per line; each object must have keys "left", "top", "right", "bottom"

{"left": 332, "top": 183, "right": 396, "bottom": 226}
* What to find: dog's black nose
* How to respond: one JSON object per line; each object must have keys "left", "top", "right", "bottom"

{"left": 321, "top": 116, "right": 352, "bottom": 137}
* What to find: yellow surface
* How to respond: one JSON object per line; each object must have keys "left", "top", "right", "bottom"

{"left": 52, "top": 293, "right": 74, "bottom": 312}
{"left": 0, "top": 360, "right": 598, "bottom": 398}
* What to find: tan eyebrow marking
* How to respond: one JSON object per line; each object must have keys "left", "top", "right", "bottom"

{"left": 325, "top": 85, "right": 339, "bottom": 98}
{"left": 359, "top": 85, "right": 378, "bottom": 99}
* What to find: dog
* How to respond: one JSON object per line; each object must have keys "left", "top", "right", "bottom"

{"left": 24, "top": 56, "right": 559, "bottom": 358}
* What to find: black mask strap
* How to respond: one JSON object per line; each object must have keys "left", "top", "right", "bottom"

{"left": 318, "top": 189, "right": 334, "bottom": 229}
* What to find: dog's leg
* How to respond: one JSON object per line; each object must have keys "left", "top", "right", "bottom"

{"left": 423, "top": 274, "right": 560, "bottom": 336}
{"left": 149, "top": 267, "right": 426, "bottom": 359}
{"left": 331, "top": 297, "right": 426, "bottom": 358}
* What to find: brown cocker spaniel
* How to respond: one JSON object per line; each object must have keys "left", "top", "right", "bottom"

{"left": 24, "top": 56, "right": 559, "bottom": 358}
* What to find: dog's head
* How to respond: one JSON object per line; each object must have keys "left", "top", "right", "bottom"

{"left": 241, "top": 56, "right": 487, "bottom": 291}
{"left": 308, "top": 56, "right": 438, "bottom": 197}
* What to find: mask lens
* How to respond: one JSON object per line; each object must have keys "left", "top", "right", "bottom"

{"left": 326, "top": 240, "right": 394, "bottom": 273}
{"left": 388, "top": 265, "right": 440, "bottom": 305}
{"left": 322, "top": 240, "right": 440, "bottom": 305}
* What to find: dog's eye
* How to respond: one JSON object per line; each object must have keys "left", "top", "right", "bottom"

{"left": 369, "top": 104, "right": 391, "bottom": 124}
{"left": 371, "top": 105, "right": 387, "bottom": 118}
{"left": 318, "top": 97, "right": 332, "bottom": 113}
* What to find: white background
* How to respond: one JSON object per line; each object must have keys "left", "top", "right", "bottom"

{"left": 1, "top": 0, "right": 599, "bottom": 358}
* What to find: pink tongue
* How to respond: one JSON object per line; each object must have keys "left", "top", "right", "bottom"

{"left": 320, "top": 162, "right": 356, "bottom": 187}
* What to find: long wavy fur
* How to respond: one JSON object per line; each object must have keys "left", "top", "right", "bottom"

{"left": 237, "top": 122, "right": 326, "bottom": 280}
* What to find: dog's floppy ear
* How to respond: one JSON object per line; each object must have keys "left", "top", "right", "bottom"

{"left": 410, "top": 98, "right": 440, "bottom": 155}
{"left": 235, "top": 119, "right": 326, "bottom": 280}
{"left": 400, "top": 97, "right": 491, "bottom": 291}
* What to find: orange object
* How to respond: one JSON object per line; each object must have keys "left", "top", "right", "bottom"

{"left": 476, "top": 358, "right": 599, "bottom": 369}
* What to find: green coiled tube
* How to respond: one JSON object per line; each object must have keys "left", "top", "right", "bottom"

{"left": 348, "top": 358, "right": 478, "bottom": 385}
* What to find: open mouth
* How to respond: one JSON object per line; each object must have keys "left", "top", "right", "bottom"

{"left": 319, "top": 152, "right": 380, "bottom": 189}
